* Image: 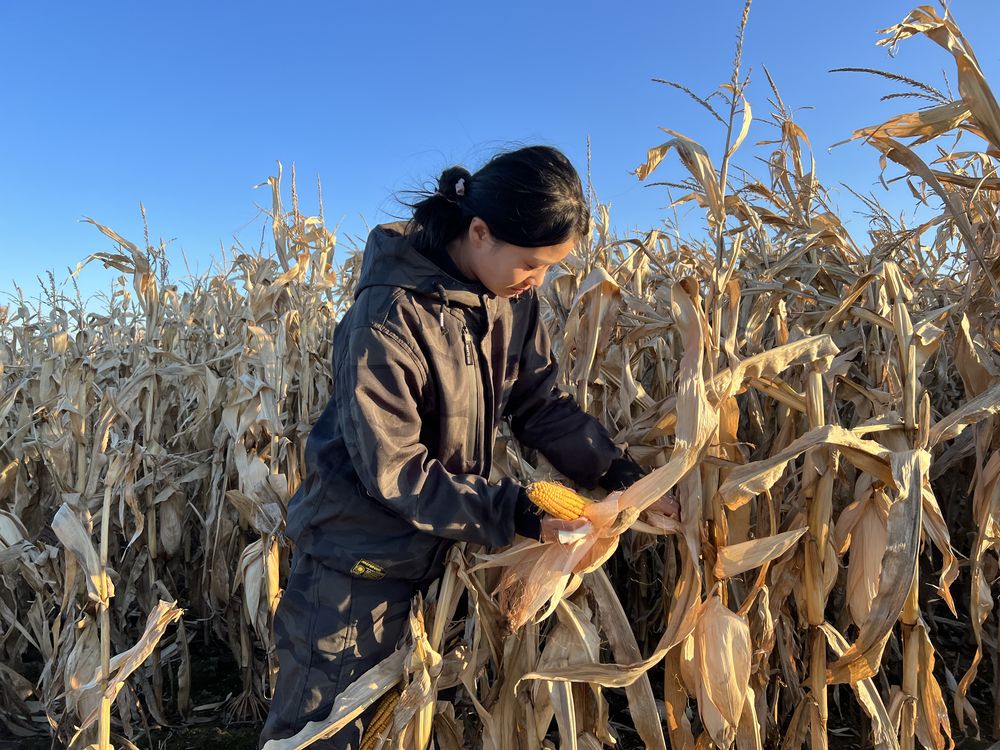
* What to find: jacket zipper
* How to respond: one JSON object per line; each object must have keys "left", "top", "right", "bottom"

{"left": 479, "top": 298, "right": 495, "bottom": 478}
{"left": 461, "top": 325, "right": 481, "bottom": 469}
{"left": 461, "top": 325, "right": 474, "bottom": 366}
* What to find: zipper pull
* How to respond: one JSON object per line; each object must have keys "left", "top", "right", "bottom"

{"left": 461, "top": 325, "right": 473, "bottom": 366}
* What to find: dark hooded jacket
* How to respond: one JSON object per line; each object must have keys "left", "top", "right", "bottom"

{"left": 285, "top": 221, "right": 624, "bottom": 583}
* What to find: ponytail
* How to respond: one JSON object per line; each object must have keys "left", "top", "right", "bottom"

{"left": 402, "top": 165, "right": 474, "bottom": 256}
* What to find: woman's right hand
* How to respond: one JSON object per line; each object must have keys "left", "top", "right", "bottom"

{"left": 539, "top": 516, "right": 592, "bottom": 544}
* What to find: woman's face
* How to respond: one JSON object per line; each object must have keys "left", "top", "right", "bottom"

{"left": 456, "top": 217, "right": 578, "bottom": 299}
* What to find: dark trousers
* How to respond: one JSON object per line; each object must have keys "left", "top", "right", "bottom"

{"left": 259, "top": 553, "right": 423, "bottom": 750}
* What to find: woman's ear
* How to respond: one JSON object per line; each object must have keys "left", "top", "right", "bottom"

{"left": 469, "top": 217, "right": 493, "bottom": 248}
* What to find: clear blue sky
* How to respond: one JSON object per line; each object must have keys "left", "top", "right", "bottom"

{"left": 2, "top": 1, "right": 998, "bottom": 307}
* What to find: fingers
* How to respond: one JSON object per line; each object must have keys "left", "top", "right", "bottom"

{"left": 647, "top": 492, "right": 681, "bottom": 520}
{"left": 539, "top": 516, "right": 592, "bottom": 543}
{"left": 661, "top": 496, "right": 680, "bottom": 518}
{"left": 542, "top": 517, "right": 588, "bottom": 532}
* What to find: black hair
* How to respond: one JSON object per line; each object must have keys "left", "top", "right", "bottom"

{"left": 399, "top": 145, "right": 591, "bottom": 255}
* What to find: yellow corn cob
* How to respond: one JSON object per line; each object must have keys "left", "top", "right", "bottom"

{"left": 359, "top": 688, "right": 400, "bottom": 750}
{"left": 525, "top": 481, "right": 591, "bottom": 520}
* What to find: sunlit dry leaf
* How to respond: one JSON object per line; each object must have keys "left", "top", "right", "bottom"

{"left": 70, "top": 600, "right": 183, "bottom": 742}
{"left": 714, "top": 527, "right": 807, "bottom": 579}
{"left": 52, "top": 504, "right": 113, "bottom": 604}
{"left": 827, "top": 450, "right": 927, "bottom": 684}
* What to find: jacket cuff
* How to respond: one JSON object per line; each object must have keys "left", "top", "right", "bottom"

{"left": 513, "top": 487, "right": 543, "bottom": 541}
{"left": 597, "top": 456, "right": 646, "bottom": 492}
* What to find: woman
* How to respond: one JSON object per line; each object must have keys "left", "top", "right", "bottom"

{"left": 259, "top": 145, "right": 672, "bottom": 749}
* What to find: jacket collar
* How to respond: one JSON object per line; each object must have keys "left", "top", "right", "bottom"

{"left": 355, "top": 221, "right": 495, "bottom": 309}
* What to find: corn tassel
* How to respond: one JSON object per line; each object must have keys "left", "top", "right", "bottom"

{"left": 359, "top": 688, "right": 400, "bottom": 750}
{"left": 525, "top": 481, "right": 591, "bottom": 520}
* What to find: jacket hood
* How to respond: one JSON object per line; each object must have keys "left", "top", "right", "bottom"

{"left": 355, "top": 221, "right": 493, "bottom": 307}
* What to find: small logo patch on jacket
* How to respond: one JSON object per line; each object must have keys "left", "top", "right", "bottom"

{"left": 350, "top": 559, "right": 386, "bottom": 580}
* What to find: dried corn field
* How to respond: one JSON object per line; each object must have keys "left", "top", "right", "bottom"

{"left": 3, "top": 5, "right": 1000, "bottom": 749}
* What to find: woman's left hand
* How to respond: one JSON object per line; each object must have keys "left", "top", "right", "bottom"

{"left": 645, "top": 491, "right": 680, "bottom": 520}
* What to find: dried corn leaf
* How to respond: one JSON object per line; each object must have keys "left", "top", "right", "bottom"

{"left": 70, "top": 600, "right": 183, "bottom": 742}
{"left": 587, "top": 569, "right": 666, "bottom": 749}
{"left": 714, "top": 527, "right": 807, "bottom": 579}
{"left": 827, "top": 450, "right": 927, "bottom": 684}
{"left": 51, "top": 504, "right": 113, "bottom": 605}
{"left": 819, "top": 623, "right": 898, "bottom": 750}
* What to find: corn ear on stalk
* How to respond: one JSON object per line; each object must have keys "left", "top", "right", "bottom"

{"left": 525, "top": 481, "right": 592, "bottom": 520}
{"left": 359, "top": 688, "right": 400, "bottom": 750}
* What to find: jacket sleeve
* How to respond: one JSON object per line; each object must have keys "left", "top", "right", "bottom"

{"left": 503, "top": 293, "right": 622, "bottom": 489}
{"left": 336, "top": 322, "right": 522, "bottom": 547}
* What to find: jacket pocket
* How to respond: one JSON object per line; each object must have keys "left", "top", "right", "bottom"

{"left": 356, "top": 534, "right": 452, "bottom": 584}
